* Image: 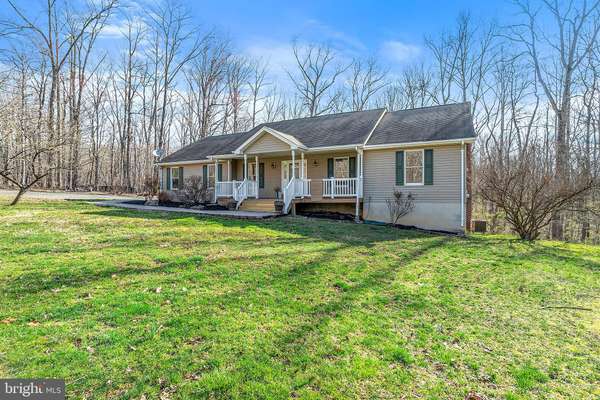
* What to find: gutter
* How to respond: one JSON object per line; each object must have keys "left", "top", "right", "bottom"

{"left": 363, "top": 137, "right": 476, "bottom": 150}
{"left": 155, "top": 159, "right": 212, "bottom": 166}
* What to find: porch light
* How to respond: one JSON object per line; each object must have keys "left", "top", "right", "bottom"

{"left": 312, "top": 159, "right": 319, "bottom": 167}
{"left": 271, "top": 162, "right": 276, "bottom": 169}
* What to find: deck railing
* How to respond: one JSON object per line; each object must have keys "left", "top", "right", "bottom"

{"left": 293, "top": 178, "right": 311, "bottom": 198}
{"left": 322, "top": 177, "right": 362, "bottom": 198}
{"left": 230, "top": 179, "right": 259, "bottom": 209}
{"left": 216, "top": 181, "right": 238, "bottom": 198}
{"left": 282, "top": 178, "right": 311, "bottom": 213}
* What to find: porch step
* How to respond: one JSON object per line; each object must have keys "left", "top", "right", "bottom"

{"left": 238, "top": 199, "right": 277, "bottom": 212}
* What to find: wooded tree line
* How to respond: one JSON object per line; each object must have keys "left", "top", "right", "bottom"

{"left": 0, "top": 0, "right": 599, "bottom": 241}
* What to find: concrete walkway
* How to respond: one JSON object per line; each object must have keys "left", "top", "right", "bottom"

{"left": 96, "top": 200, "right": 279, "bottom": 219}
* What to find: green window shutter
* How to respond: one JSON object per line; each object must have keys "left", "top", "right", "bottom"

{"left": 349, "top": 157, "right": 356, "bottom": 178}
{"left": 166, "top": 168, "right": 172, "bottom": 190}
{"left": 179, "top": 167, "right": 184, "bottom": 189}
{"left": 217, "top": 164, "right": 223, "bottom": 181}
{"left": 259, "top": 163, "right": 265, "bottom": 188}
{"left": 395, "top": 151, "right": 404, "bottom": 186}
{"left": 424, "top": 149, "right": 433, "bottom": 185}
{"left": 327, "top": 158, "right": 334, "bottom": 178}
{"left": 202, "top": 165, "right": 208, "bottom": 186}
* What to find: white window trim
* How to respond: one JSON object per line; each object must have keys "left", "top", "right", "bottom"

{"left": 207, "top": 164, "right": 216, "bottom": 187}
{"left": 170, "top": 167, "right": 180, "bottom": 191}
{"left": 404, "top": 149, "right": 424, "bottom": 186}
{"left": 334, "top": 156, "right": 350, "bottom": 178}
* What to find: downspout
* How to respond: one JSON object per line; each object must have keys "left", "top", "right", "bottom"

{"left": 354, "top": 146, "right": 364, "bottom": 223}
{"left": 460, "top": 140, "right": 465, "bottom": 229}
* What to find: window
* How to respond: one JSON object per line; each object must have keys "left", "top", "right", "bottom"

{"left": 171, "top": 167, "right": 180, "bottom": 190}
{"left": 207, "top": 165, "right": 215, "bottom": 186}
{"left": 405, "top": 150, "right": 423, "bottom": 185}
{"left": 334, "top": 157, "right": 349, "bottom": 178}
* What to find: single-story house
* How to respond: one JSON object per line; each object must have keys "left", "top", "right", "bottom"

{"left": 158, "top": 103, "right": 476, "bottom": 233}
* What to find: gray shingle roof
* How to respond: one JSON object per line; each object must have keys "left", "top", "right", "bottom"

{"left": 160, "top": 131, "right": 253, "bottom": 163}
{"left": 366, "top": 103, "right": 475, "bottom": 145}
{"left": 251, "top": 108, "right": 385, "bottom": 147}
{"left": 161, "top": 103, "right": 475, "bottom": 163}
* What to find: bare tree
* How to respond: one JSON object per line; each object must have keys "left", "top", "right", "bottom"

{"left": 3, "top": 0, "right": 117, "bottom": 188}
{"left": 510, "top": 0, "right": 600, "bottom": 238}
{"left": 248, "top": 59, "right": 269, "bottom": 126}
{"left": 287, "top": 41, "right": 348, "bottom": 117}
{"left": 222, "top": 55, "right": 251, "bottom": 133}
{"left": 349, "top": 57, "right": 388, "bottom": 111}
{"left": 479, "top": 138, "right": 595, "bottom": 241}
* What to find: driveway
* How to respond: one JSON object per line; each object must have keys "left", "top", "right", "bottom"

{"left": 0, "top": 189, "right": 142, "bottom": 201}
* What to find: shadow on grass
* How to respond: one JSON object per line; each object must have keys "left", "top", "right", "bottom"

{"left": 83, "top": 206, "right": 429, "bottom": 246}
{"left": 0, "top": 256, "right": 205, "bottom": 296}
{"left": 269, "top": 237, "right": 451, "bottom": 364}
{"left": 465, "top": 235, "right": 600, "bottom": 272}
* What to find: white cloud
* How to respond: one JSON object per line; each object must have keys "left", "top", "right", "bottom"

{"left": 302, "top": 19, "right": 366, "bottom": 54}
{"left": 243, "top": 39, "right": 297, "bottom": 84}
{"left": 380, "top": 40, "right": 421, "bottom": 64}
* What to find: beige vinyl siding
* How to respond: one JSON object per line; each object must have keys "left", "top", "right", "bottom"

{"left": 245, "top": 134, "right": 290, "bottom": 154}
{"left": 161, "top": 162, "right": 232, "bottom": 192}
{"left": 363, "top": 145, "right": 461, "bottom": 203}
{"left": 362, "top": 144, "right": 464, "bottom": 232}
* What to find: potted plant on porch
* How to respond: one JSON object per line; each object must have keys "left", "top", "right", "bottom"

{"left": 273, "top": 186, "right": 284, "bottom": 212}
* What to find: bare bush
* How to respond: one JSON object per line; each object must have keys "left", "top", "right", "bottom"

{"left": 158, "top": 191, "right": 175, "bottom": 205}
{"left": 386, "top": 190, "right": 415, "bottom": 225}
{"left": 478, "top": 145, "right": 595, "bottom": 241}
{"left": 141, "top": 175, "right": 159, "bottom": 201}
{"left": 181, "top": 175, "right": 209, "bottom": 204}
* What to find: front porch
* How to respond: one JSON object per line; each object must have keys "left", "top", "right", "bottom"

{"left": 212, "top": 151, "right": 364, "bottom": 215}
{"left": 207, "top": 125, "right": 364, "bottom": 218}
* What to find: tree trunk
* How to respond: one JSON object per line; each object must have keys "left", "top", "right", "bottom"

{"left": 9, "top": 188, "right": 27, "bottom": 206}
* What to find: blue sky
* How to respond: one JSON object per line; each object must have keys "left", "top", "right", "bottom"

{"left": 186, "top": 0, "right": 510, "bottom": 73}
{"left": 1, "top": 0, "right": 516, "bottom": 84}
{"left": 179, "top": 0, "right": 512, "bottom": 86}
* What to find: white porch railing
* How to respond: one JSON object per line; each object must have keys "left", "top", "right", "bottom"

{"left": 216, "top": 181, "right": 239, "bottom": 198}
{"left": 293, "top": 178, "right": 311, "bottom": 198}
{"left": 231, "top": 179, "right": 259, "bottom": 209}
{"left": 322, "top": 178, "right": 362, "bottom": 198}
{"left": 247, "top": 180, "right": 258, "bottom": 198}
{"left": 232, "top": 179, "right": 247, "bottom": 206}
{"left": 282, "top": 178, "right": 311, "bottom": 214}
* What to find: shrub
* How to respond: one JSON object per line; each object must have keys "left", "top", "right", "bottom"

{"left": 142, "top": 175, "right": 159, "bottom": 201}
{"left": 181, "top": 175, "right": 209, "bottom": 205}
{"left": 386, "top": 190, "right": 415, "bottom": 225}
{"left": 158, "top": 191, "right": 175, "bottom": 205}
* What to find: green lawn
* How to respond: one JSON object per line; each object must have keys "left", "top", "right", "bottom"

{"left": 0, "top": 199, "right": 598, "bottom": 399}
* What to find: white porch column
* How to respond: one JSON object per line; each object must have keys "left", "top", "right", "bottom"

{"left": 214, "top": 158, "right": 219, "bottom": 203}
{"left": 300, "top": 152, "right": 304, "bottom": 179}
{"left": 291, "top": 149, "right": 296, "bottom": 179}
{"left": 255, "top": 155, "right": 259, "bottom": 199}
{"left": 227, "top": 160, "right": 231, "bottom": 181}
{"left": 244, "top": 154, "right": 248, "bottom": 181}
{"left": 159, "top": 167, "right": 163, "bottom": 191}
{"left": 355, "top": 149, "right": 360, "bottom": 222}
